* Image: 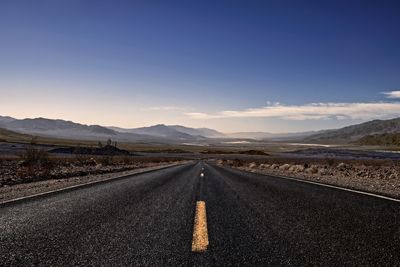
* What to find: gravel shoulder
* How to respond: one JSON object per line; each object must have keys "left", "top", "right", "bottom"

{"left": 216, "top": 159, "right": 400, "bottom": 199}
{"left": 0, "top": 162, "right": 185, "bottom": 203}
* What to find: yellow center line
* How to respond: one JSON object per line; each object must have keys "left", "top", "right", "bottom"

{"left": 191, "top": 201, "right": 209, "bottom": 252}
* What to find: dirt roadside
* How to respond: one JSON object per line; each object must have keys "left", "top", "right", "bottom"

{"left": 216, "top": 159, "right": 400, "bottom": 199}
{"left": 0, "top": 162, "right": 185, "bottom": 203}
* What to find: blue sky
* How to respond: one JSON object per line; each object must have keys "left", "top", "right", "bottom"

{"left": 1, "top": 0, "right": 400, "bottom": 132}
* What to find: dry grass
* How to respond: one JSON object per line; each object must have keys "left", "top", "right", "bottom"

{"left": 0, "top": 151, "right": 187, "bottom": 186}
{"left": 17, "top": 146, "right": 54, "bottom": 180}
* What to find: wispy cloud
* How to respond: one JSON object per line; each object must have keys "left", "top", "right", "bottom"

{"left": 185, "top": 102, "right": 400, "bottom": 120}
{"left": 148, "top": 106, "right": 186, "bottom": 111}
{"left": 383, "top": 90, "right": 400, "bottom": 99}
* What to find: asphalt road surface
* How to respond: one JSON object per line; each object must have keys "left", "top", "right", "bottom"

{"left": 1, "top": 161, "right": 399, "bottom": 266}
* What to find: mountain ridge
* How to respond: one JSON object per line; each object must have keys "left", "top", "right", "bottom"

{"left": 0, "top": 116, "right": 217, "bottom": 144}
{"left": 304, "top": 117, "right": 400, "bottom": 144}
{"left": 3, "top": 115, "right": 400, "bottom": 145}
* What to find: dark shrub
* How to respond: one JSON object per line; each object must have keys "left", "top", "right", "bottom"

{"left": 18, "top": 145, "right": 54, "bottom": 179}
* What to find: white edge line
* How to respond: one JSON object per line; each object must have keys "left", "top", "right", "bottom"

{"left": 218, "top": 164, "right": 400, "bottom": 203}
{"left": 0, "top": 163, "right": 185, "bottom": 206}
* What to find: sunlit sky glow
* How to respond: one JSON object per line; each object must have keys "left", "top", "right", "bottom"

{"left": 1, "top": 0, "right": 400, "bottom": 133}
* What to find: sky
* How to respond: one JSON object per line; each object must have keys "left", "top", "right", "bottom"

{"left": 1, "top": 0, "right": 400, "bottom": 133}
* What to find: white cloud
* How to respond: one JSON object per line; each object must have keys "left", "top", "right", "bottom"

{"left": 185, "top": 102, "right": 400, "bottom": 121}
{"left": 383, "top": 90, "right": 400, "bottom": 99}
{"left": 148, "top": 106, "right": 186, "bottom": 111}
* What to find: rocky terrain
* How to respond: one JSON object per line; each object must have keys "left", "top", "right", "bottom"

{"left": 0, "top": 162, "right": 183, "bottom": 203}
{"left": 217, "top": 158, "right": 400, "bottom": 199}
{"left": 0, "top": 155, "right": 185, "bottom": 187}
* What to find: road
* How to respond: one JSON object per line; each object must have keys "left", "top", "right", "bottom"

{"left": 1, "top": 161, "right": 399, "bottom": 266}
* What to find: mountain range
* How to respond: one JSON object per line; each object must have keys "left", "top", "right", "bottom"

{"left": 108, "top": 124, "right": 224, "bottom": 140}
{"left": 1, "top": 115, "right": 400, "bottom": 145}
{"left": 304, "top": 117, "right": 400, "bottom": 144}
{"left": 0, "top": 116, "right": 223, "bottom": 144}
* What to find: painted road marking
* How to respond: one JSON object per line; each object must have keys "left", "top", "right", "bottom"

{"left": 191, "top": 201, "right": 209, "bottom": 252}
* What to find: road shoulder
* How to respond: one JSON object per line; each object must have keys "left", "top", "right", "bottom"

{"left": 0, "top": 162, "right": 186, "bottom": 205}
{"left": 215, "top": 163, "right": 400, "bottom": 202}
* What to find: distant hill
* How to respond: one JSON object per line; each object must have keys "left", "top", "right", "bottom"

{"left": 125, "top": 124, "right": 203, "bottom": 141}
{"left": 358, "top": 133, "right": 400, "bottom": 146}
{"left": 0, "top": 127, "right": 33, "bottom": 143}
{"left": 0, "top": 117, "right": 118, "bottom": 139}
{"left": 0, "top": 116, "right": 216, "bottom": 144}
{"left": 168, "top": 125, "right": 225, "bottom": 138}
{"left": 0, "top": 117, "right": 172, "bottom": 143}
{"left": 305, "top": 117, "right": 400, "bottom": 144}
{"left": 3, "top": 117, "right": 117, "bottom": 135}
{"left": 109, "top": 124, "right": 225, "bottom": 139}
{"left": 0, "top": 116, "right": 16, "bottom": 124}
